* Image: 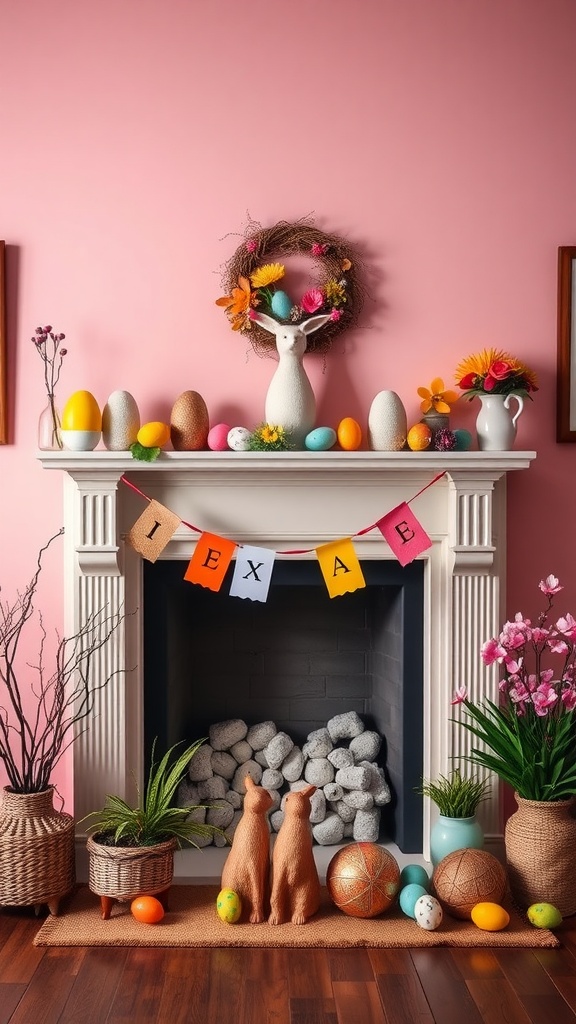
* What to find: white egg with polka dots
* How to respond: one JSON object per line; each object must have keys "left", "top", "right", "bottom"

{"left": 414, "top": 894, "right": 443, "bottom": 931}
{"left": 227, "top": 426, "right": 252, "bottom": 451}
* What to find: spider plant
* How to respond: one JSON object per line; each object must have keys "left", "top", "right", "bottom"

{"left": 417, "top": 769, "right": 489, "bottom": 818}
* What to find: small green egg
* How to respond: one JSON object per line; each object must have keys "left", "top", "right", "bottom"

{"left": 527, "top": 902, "right": 563, "bottom": 929}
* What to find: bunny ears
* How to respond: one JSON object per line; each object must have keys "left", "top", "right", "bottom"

{"left": 216, "top": 217, "right": 367, "bottom": 357}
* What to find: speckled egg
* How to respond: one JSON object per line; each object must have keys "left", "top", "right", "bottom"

{"left": 527, "top": 903, "right": 563, "bottom": 929}
{"left": 368, "top": 391, "right": 408, "bottom": 451}
{"left": 227, "top": 426, "right": 252, "bottom": 451}
{"left": 207, "top": 423, "right": 231, "bottom": 451}
{"left": 216, "top": 888, "right": 242, "bottom": 924}
{"left": 305, "top": 426, "right": 337, "bottom": 451}
{"left": 137, "top": 421, "right": 171, "bottom": 448}
{"left": 399, "top": 883, "right": 428, "bottom": 918}
{"left": 170, "top": 391, "right": 209, "bottom": 451}
{"left": 471, "top": 902, "right": 510, "bottom": 931}
{"left": 414, "top": 894, "right": 443, "bottom": 931}
{"left": 337, "top": 417, "right": 362, "bottom": 451}
{"left": 102, "top": 390, "right": 140, "bottom": 450}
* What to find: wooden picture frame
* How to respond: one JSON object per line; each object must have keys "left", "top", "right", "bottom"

{"left": 0, "top": 241, "right": 6, "bottom": 444}
{"left": 557, "top": 246, "right": 576, "bottom": 442}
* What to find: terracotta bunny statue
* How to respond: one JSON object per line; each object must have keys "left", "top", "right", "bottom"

{"left": 252, "top": 311, "right": 331, "bottom": 448}
{"left": 269, "top": 784, "right": 320, "bottom": 925}
{"left": 220, "top": 775, "right": 274, "bottom": 923}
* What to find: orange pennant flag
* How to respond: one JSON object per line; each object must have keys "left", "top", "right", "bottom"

{"left": 184, "top": 532, "right": 237, "bottom": 592}
{"left": 315, "top": 538, "right": 366, "bottom": 598}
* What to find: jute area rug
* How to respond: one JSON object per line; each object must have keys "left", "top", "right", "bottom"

{"left": 34, "top": 886, "right": 559, "bottom": 949}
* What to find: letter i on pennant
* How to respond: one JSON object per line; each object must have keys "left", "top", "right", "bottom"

{"left": 376, "top": 502, "right": 432, "bottom": 566}
{"left": 126, "top": 499, "right": 182, "bottom": 562}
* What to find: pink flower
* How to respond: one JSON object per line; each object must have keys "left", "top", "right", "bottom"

{"left": 301, "top": 289, "right": 324, "bottom": 314}
{"left": 450, "top": 685, "right": 467, "bottom": 705}
{"left": 311, "top": 242, "right": 328, "bottom": 257}
{"left": 246, "top": 239, "right": 258, "bottom": 253}
{"left": 539, "top": 575, "right": 563, "bottom": 596}
{"left": 556, "top": 613, "right": 576, "bottom": 640}
{"left": 481, "top": 637, "right": 507, "bottom": 665}
{"left": 561, "top": 686, "right": 576, "bottom": 711}
{"left": 329, "top": 308, "right": 343, "bottom": 322}
{"left": 549, "top": 639, "right": 569, "bottom": 654}
{"left": 509, "top": 681, "right": 530, "bottom": 705}
{"left": 488, "top": 359, "right": 513, "bottom": 381}
{"left": 532, "top": 683, "right": 558, "bottom": 716}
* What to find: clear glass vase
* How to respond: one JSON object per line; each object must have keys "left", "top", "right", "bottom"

{"left": 38, "top": 396, "right": 63, "bottom": 450}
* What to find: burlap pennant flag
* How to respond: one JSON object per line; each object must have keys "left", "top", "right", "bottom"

{"left": 315, "top": 538, "right": 366, "bottom": 598}
{"left": 184, "top": 532, "right": 237, "bottom": 592}
{"left": 126, "top": 500, "right": 181, "bottom": 562}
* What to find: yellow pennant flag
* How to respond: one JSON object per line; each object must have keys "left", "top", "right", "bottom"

{"left": 315, "top": 538, "right": 366, "bottom": 598}
{"left": 126, "top": 499, "right": 181, "bottom": 562}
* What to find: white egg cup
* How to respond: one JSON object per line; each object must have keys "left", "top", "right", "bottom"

{"left": 61, "top": 430, "right": 101, "bottom": 451}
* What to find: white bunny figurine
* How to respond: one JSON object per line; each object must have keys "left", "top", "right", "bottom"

{"left": 253, "top": 311, "right": 331, "bottom": 449}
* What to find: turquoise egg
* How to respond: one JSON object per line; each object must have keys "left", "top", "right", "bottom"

{"left": 454, "top": 428, "right": 473, "bottom": 451}
{"left": 399, "top": 883, "right": 428, "bottom": 919}
{"left": 400, "top": 864, "right": 430, "bottom": 890}
{"left": 271, "top": 290, "right": 293, "bottom": 320}
{"left": 305, "top": 427, "right": 337, "bottom": 451}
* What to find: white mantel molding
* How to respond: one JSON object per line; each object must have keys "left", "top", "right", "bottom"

{"left": 40, "top": 448, "right": 536, "bottom": 865}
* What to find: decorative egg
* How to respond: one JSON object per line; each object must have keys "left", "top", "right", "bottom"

{"left": 270, "top": 290, "right": 293, "bottom": 320}
{"left": 216, "top": 888, "right": 242, "bottom": 923}
{"left": 61, "top": 391, "right": 102, "bottom": 432}
{"left": 337, "top": 417, "right": 362, "bottom": 451}
{"left": 414, "top": 894, "right": 443, "bottom": 931}
{"left": 527, "top": 902, "right": 563, "bottom": 929}
{"left": 130, "top": 895, "right": 165, "bottom": 924}
{"left": 368, "top": 391, "right": 408, "bottom": 451}
{"left": 61, "top": 390, "right": 102, "bottom": 451}
{"left": 227, "top": 426, "right": 252, "bottom": 451}
{"left": 102, "top": 390, "right": 140, "bottom": 450}
{"left": 454, "top": 428, "right": 473, "bottom": 451}
{"left": 170, "top": 391, "right": 209, "bottom": 451}
{"left": 471, "top": 902, "right": 510, "bottom": 931}
{"left": 407, "top": 423, "right": 432, "bottom": 451}
{"left": 207, "top": 423, "right": 231, "bottom": 451}
{"left": 400, "top": 864, "right": 430, "bottom": 890}
{"left": 137, "top": 421, "right": 171, "bottom": 448}
{"left": 399, "top": 883, "right": 428, "bottom": 918}
{"left": 305, "top": 426, "right": 337, "bottom": 451}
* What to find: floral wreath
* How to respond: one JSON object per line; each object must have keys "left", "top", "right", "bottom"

{"left": 216, "top": 217, "right": 365, "bottom": 356}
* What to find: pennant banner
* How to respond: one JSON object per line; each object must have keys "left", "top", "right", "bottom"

{"left": 376, "top": 501, "right": 432, "bottom": 566}
{"left": 184, "top": 532, "right": 237, "bottom": 592}
{"left": 229, "top": 545, "right": 276, "bottom": 602}
{"left": 126, "top": 499, "right": 181, "bottom": 563}
{"left": 315, "top": 538, "right": 366, "bottom": 598}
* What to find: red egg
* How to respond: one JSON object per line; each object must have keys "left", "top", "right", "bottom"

{"left": 130, "top": 895, "right": 165, "bottom": 924}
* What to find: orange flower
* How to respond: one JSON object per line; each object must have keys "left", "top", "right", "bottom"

{"left": 417, "top": 377, "right": 459, "bottom": 414}
{"left": 216, "top": 276, "right": 259, "bottom": 330}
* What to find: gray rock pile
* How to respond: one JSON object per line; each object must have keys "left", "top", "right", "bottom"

{"left": 178, "top": 712, "right": 391, "bottom": 847}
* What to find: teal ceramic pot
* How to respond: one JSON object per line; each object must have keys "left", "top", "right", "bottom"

{"left": 430, "top": 814, "right": 484, "bottom": 867}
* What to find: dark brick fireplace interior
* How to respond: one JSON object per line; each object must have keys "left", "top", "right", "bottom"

{"left": 144, "top": 558, "right": 424, "bottom": 852}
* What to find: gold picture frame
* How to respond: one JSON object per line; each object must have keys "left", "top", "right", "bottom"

{"left": 0, "top": 241, "right": 6, "bottom": 445}
{"left": 557, "top": 245, "right": 576, "bottom": 442}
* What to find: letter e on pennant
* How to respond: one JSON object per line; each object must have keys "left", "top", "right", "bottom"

{"left": 184, "top": 532, "right": 236, "bottom": 591}
{"left": 376, "top": 502, "right": 432, "bottom": 566}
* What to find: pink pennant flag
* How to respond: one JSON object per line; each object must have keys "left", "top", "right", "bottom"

{"left": 376, "top": 502, "right": 432, "bottom": 566}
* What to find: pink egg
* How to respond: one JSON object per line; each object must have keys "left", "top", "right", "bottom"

{"left": 207, "top": 423, "right": 232, "bottom": 451}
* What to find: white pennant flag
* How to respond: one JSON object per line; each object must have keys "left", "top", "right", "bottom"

{"left": 229, "top": 545, "right": 276, "bottom": 602}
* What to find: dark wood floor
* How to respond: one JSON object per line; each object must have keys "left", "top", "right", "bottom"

{"left": 1, "top": 908, "right": 576, "bottom": 1023}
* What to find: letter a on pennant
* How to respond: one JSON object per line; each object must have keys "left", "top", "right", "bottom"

{"left": 184, "top": 532, "right": 236, "bottom": 592}
{"left": 229, "top": 545, "right": 276, "bottom": 602}
{"left": 316, "top": 538, "right": 366, "bottom": 598}
{"left": 376, "top": 502, "right": 432, "bottom": 566}
{"left": 126, "top": 500, "right": 181, "bottom": 562}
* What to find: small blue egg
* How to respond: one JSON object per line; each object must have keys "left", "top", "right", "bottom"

{"left": 399, "top": 883, "right": 428, "bottom": 919}
{"left": 400, "top": 864, "right": 430, "bottom": 890}
{"left": 305, "top": 427, "right": 337, "bottom": 452}
{"left": 270, "top": 290, "right": 293, "bottom": 320}
{"left": 454, "top": 428, "right": 473, "bottom": 451}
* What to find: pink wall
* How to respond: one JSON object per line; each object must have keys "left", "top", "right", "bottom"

{"left": 1, "top": 0, "right": 576, "bottom": 808}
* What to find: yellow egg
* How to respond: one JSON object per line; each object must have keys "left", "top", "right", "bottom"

{"left": 471, "top": 902, "right": 510, "bottom": 931}
{"left": 137, "top": 421, "right": 171, "bottom": 448}
{"left": 216, "top": 888, "right": 242, "bottom": 923}
{"left": 61, "top": 390, "right": 102, "bottom": 432}
{"left": 337, "top": 417, "right": 362, "bottom": 451}
{"left": 407, "top": 423, "right": 432, "bottom": 451}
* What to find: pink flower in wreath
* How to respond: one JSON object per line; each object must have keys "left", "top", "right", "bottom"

{"left": 301, "top": 288, "right": 324, "bottom": 314}
{"left": 329, "top": 308, "right": 343, "bottom": 322}
{"left": 246, "top": 239, "right": 258, "bottom": 253}
{"left": 311, "top": 242, "right": 328, "bottom": 256}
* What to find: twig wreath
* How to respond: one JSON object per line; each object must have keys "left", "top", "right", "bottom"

{"left": 216, "top": 217, "right": 366, "bottom": 356}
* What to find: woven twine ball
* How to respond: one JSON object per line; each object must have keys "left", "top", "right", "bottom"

{"left": 326, "top": 842, "right": 400, "bottom": 918}
{"left": 432, "top": 848, "right": 507, "bottom": 920}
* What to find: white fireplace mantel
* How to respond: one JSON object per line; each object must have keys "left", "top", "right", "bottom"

{"left": 40, "top": 448, "right": 536, "bottom": 863}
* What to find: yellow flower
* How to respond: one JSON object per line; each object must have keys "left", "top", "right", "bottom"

{"left": 325, "top": 279, "right": 347, "bottom": 306}
{"left": 455, "top": 348, "right": 538, "bottom": 391}
{"left": 417, "top": 377, "right": 459, "bottom": 414}
{"left": 261, "top": 425, "right": 279, "bottom": 443}
{"left": 250, "top": 263, "right": 285, "bottom": 288}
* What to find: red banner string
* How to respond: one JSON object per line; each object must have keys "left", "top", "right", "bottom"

{"left": 119, "top": 470, "right": 447, "bottom": 555}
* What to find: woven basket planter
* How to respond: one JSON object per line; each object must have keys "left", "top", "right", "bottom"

{"left": 87, "top": 834, "right": 176, "bottom": 909}
{"left": 505, "top": 794, "right": 576, "bottom": 917}
{"left": 0, "top": 787, "right": 75, "bottom": 915}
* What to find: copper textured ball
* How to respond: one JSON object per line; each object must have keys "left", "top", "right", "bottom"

{"left": 326, "top": 843, "right": 400, "bottom": 918}
{"left": 432, "top": 848, "right": 507, "bottom": 920}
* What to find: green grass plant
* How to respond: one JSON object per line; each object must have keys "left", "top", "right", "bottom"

{"left": 418, "top": 768, "right": 489, "bottom": 818}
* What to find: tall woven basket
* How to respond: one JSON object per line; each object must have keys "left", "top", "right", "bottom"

{"left": 504, "top": 794, "right": 576, "bottom": 917}
{"left": 0, "top": 787, "right": 75, "bottom": 915}
{"left": 87, "top": 834, "right": 176, "bottom": 904}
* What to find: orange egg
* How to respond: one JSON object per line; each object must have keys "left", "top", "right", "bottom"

{"left": 130, "top": 895, "right": 165, "bottom": 924}
{"left": 407, "top": 423, "right": 432, "bottom": 451}
{"left": 337, "top": 417, "right": 362, "bottom": 451}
